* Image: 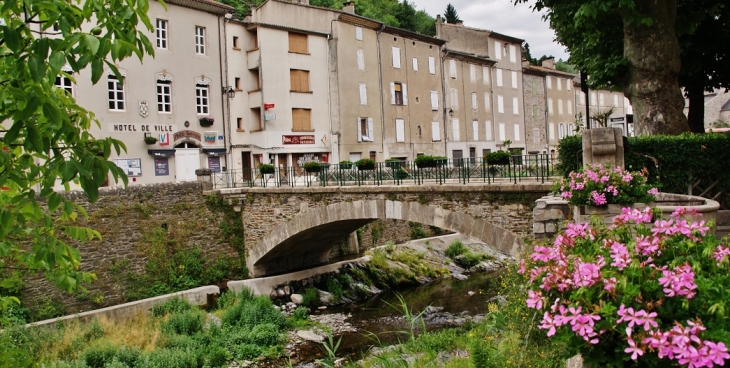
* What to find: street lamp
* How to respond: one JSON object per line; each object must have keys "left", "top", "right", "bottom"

{"left": 448, "top": 108, "right": 454, "bottom": 118}
{"left": 223, "top": 86, "right": 236, "bottom": 99}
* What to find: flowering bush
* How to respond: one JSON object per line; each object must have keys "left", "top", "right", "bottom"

{"left": 521, "top": 207, "right": 730, "bottom": 367}
{"left": 556, "top": 164, "right": 658, "bottom": 206}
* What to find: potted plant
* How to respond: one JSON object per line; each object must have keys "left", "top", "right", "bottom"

{"left": 259, "top": 164, "right": 275, "bottom": 174}
{"left": 355, "top": 158, "right": 375, "bottom": 171}
{"left": 144, "top": 136, "right": 158, "bottom": 145}
{"left": 395, "top": 167, "right": 408, "bottom": 179}
{"left": 415, "top": 155, "right": 436, "bottom": 168}
{"left": 303, "top": 161, "right": 322, "bottom": 173}
{"left": 434, "top": 156, "right": 448, "bottom": 166}
{"left": 339, "top": 160, "right": 353, "bottom": 169}
{"left": 385, "top": 158, "right": 402, "bottom": 169}
{"left": 486, "top": 151, "right": 511, "bottom": 165}
{"left": 199, "top": 116, "right": 214, "bottom": 127}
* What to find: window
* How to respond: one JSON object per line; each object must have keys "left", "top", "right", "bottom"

{"left": 292, "top": 108, "right": 312, "bottom": 131}
{"left": 391, "top": 82, "right": 407, "bottom": 105}
{"left": 430, "top": 91, "right": 439, "bottom": 111}
{"left": 557, "top": 77, "right": 562, "bottom": 90}
{"left": 546, "top": 76, "right": 552, "bottom": 89}
{"left": 232, "top": 36, "right": 240, "bottom": 49}
{"left": 509, "top": 45, "right": 516, "bottom": 63}
{"left": 357, "top": 49, "right": 365, "bottom": 71}
{"left": 195, "top": 26, "right": 206, "bottom": 55}
{"left": 358, "top": 117, "right": 374, "bottom": 142}
{"left": 107, "top": 75, "right": 125, "bottom": 111}
{"left": 484, "top": 92, "right": 490, "bottom": 111}
{"left": 392, "top": 47, "right": 401, "bottom": 68}
{"left": 558, "top": 99, "right": 564, "bottom": 115}
{"left": 514, "top": 124, "right": 520, "bottom": 141}
{"left": 288, "top": 32, "right": 308, "bottom": 53}
{"left": 349, "top": 152, "right": 362, "bottom": 162}
{"left": 470, "top": 64, "right": 476, "bottom": 83}
{"left": 471, "top": 92, "right": 478, "bottom": 110}
{"left": 567, "top": 80, "right": 571, "bottom": 91}
{"left": 237, "top": 117, "right": 243, "bottom": 131}
{"left": 512, "top": 97, "right": 519, "bottom": 115}
{"left": 355, "top": 26, "right": 363, "bottom": 41}
{"left": 494, "top": 41, "right": 501, "bottom": 59}
{"left": 449, "top": 60, "right": 457, "bottom": 79}
{"left": 548, "top": 98, "right": 553, "bottom": 114}
{"left": 485, "top": 120, "right": 492, "bottom": 140}
{"left": 559, "top": 123, "right": 565, "bottom": 139}
{"left": 549, "top": 123, "right": 555, "bottom": 139}
{"left": 497, "top": 95, "right": 504, "bottom": 113}
{"left": 499, "top": 123, "right": 505, "bottom": 141}
{"left": 251, "top": 108, "right": 262, "bottom": 130}
{"left": 482, "top": 66, "right": 489, "bottom": 85}
{"left": 452, "top": 119, "right": 460, "bottom": 141}
{"left": 235, "top": 77, "right": 241, "bottom": 91}
{"left": 599, "top": 93, "right": 605, "bottom": 106}
{"left": 359, "top": 83, "right": 367, "bottom": 105}
{"left": 412, "top": 57, "right": 418, "bottom": 71}
{"left": 591, "top": 92, "right": 597, "bottom": 106}
{"left": 52, "top": 22, "right": 59, "bottom": 32}
{"left": 567, "top": 100, "right": 572, "bottom": 115}
{"left": 472, "top": 120, "right": 479, "bottom": 140}
{"left": 290, "top": 69, "right": 310, "bottom": 92}
{"left": 450, "top": 88, "right": 458, "bottom": 109}
{"left": 496, "top": 69, "right": 503, "bottom": 87}
{"left": 511, "top": 71, "right": 517, "bottom": 88}
{"left": 55, "top": 75, "right": 73, "bottom": 95}
{"left": 156, "top": 80, "right": 171, "bottom": 113}
{"left": 533, "top": 128, "right": 541, "bottom": 144}
{"left": 195, "top": 84, "right": 209, "bottom": 115}
{"left": 431, "top": 122, "right": 441, "bottom": 141}
{"left": 428, "top": 57, "right": 436, "bottom": 74}
{"left": 395, "top": 119, "right": 405, "bottom": 142}
{"left": 156, "top": 19, "right": 168, "bottom": 49}
{"left": 531, "top": 80, "right": 536, "bottom": 96}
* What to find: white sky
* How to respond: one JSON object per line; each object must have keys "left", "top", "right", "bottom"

{"left": 412, "top": 0, "right": 570, "bottom": 61}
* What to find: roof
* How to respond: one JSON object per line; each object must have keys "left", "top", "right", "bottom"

{"left": 522, "top": 66, "right": 547, "bottom": 76}
{"left": 169, "top": 0, "right": 234, "bottom": 14}
{"left": 444, "top": 49, "right": 495, "bottom": 65}
{"left": 524, "top": 65, "right": 577, "bottom": 78}
{"left": 243, "top": 22, "right": 331, "bottom": 37}
{"left": 488, "top": 31, "right": 524, "bottom": 44}
{"left": 383, "top": 26, "right": 446, "bottom": 45}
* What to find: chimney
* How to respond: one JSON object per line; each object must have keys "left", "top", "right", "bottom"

{"left": 522, "top": 60, "right": 531, "bottom": 68}
{"left": 342, "top": 1, "right": 355, "bottom": 14}
{"left": 436, "top": 14, "right": 442, "bottom": 24}
{"left": 455, "top": 20, "right": 464, "bottom": 27}
{"left": 541, "top": 57, "right": 555, "bottom": 69}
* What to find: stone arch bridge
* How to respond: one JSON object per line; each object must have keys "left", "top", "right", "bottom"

{"left": 208, "top": 183, "right": 551, "bottom": 277}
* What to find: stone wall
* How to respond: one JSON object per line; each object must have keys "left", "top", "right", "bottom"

{"left": 22, "top": 182, "right": 236, "bottom": 314}
{"left": 532, "top": 195, "right": 571, "bottom": 239}
{"left": 523, "top": 72, "right": 547, "bottom": 153}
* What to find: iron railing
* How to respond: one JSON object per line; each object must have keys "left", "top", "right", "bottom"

{"left": 208, "top": 154, "right": 558, "bottom": 189}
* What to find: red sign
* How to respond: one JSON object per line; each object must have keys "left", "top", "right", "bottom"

{"left": 282, "top": 135, "right": 315, "bottom": 145}
{"left": 264, "top": 103, "right": 275, "bottom": 110}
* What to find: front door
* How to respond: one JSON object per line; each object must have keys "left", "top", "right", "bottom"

{"left": 242, "top": 151, "right": 251, "bottom": 181}
{"left": 175, "top": 148, "right": 200, "bottom": 182}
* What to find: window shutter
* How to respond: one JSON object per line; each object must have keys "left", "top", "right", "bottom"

{"left": 357, "top": 49, "right": 365, "bottom": 70}
{"left": 392, "top": 47, "right": 401, "bottom": 68}
{"left": 484, "top": 92, "right": 490, "bottom": 111}
{"left": 472, "top": 92, "right": 478, "bottom": 110}
{"left": 357, "top": 117, "right": 363, "bottom": 142}
{"left": 431, "top": 122, "right": 440, "bottom": 141}
{"left": 412, "top": 58, "right": 418, "bottom": 71}
{"left": 402, "top": 83, "right": 408, "bottom": 106}
{"left": 557, "top": 78, "right": 562, "bottom": 90}
{"left": 355, "top": 26, "right": 363, "bottom": 40}
{"left": 472, "top": 120, "right": 479, "bottom": 141}
{"left": 452, "top": 119, "right": 460, "bottom": 141}
{"left": 430, "top": 91, "right": 438, "bottom": 111}
{"left": 546, "top": 76, "right": 552, "bottom": 89}
{"left": 428, "top": 57, "right": 436, "bottom": 74}
{"left": 359, "top": 83, "right": 367, "bottom": 105}
{"left": 303, "top": 109, "right": 311, "bottom": 130}
{"left": 396, "top": 119, "right": 405, "bottom": 142}
{"left": 567, "top": 80, "right": 571, "bottom": 91}
{"left": 494, "top": 42, "right": 501, "bottom": 59}
{"left": 390, "top": 82, "right": 396, "bottom": 105}
{"left": 514, "top": 124, "right": 520, "bottom": 141}
{"left": 499, "top": 123, "right": 505, "bottom": 141}
{"left": 549, "top": 123, "right": 555, "bottom": 139}
{"left": 367, "top": 118, "right": 374, "bottom": 141}
{"left": 497, "top": 95, "right": 504, "bottom": 113}
{"left": 290, "top": 70, "right": 299, "bottom": 92}
{"left": 509, "top": 45, "right": 516, "bottom": 62}
{"left": 482, "top": 66, "right": 489, "bottom": 84}
{"left": 568, "top": 100, "right": 572, "bottom": 115}
{"left": 470, "top": 64, "right": 476, "bottom": 82}
{"left": 513, "top": 97, "right": 519, "bottom": 115}
{"left": 449, "top": 60, "right": 457, "bottom": 78}
{"left": 485, "top": 120, "right": 492, "bottom": 140}
{"left": 496, "top": 69, "right": 502, "bottom": 86}
{"left": 558, "top": 99, "right": 563, "bottom": 115}
{"left": 292, "top": 109, "right": 300, "bottom": 131}
{"left": 301, "top": 71, "right": 309, "bottom": 92}
{"left": 548, "top": 98, "right": 553, "bottom": 114}
{"left": 511, "top": 71, "right": 517, "bottom": 88}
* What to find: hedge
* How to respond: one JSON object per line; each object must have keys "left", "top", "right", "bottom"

{"left": 556, "top": 132, "right": 730, "bottom": 208}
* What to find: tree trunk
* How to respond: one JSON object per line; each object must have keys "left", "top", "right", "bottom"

{"left": 622, "top": 0, "right": 689, "bottom": 136}
{"left": 685, "top": 83, "right": 706, "bottom": 133}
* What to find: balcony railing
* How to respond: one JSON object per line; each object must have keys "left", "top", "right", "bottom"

{"left": 208, "top": 154, "right": 558, "bottom": 189}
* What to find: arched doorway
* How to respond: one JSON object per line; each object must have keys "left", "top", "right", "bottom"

{"left": 175, "top": 140, "right": 201, "bottom": 182}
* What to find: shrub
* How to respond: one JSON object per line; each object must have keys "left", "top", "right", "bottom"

{"left": 555, "top": 163, "right": 657, "bottom": 206}
{"left": 83, "top": 343, "right": 118, "bottom": 368}
{"left": 303, "top": 161, "right": 322, "bottom": 172}
{"left": 83, "top": 319, "right": 105, "bottom": 341}
{"left": 258, "top": 164, "right": 275, "bottom": 174}
{"left": 469, "top": 339, "right": 497, "bottom": 368}
{"left": 231, "top": 344, "right": 263, "bottom": 361}
{"left": 338, "top": 160, "right": 353, "bottom": 169}
{"left": 221, "top": 295, "right": 286, "bottom": 329}
{"left": 445, "top": 240, "right": 467, "bottom": 259}
{"left": 486, "top": 151, "right": 510, "bottom": 165}
{"left": 249, "top": 323, "right": 281, "bottom": 346}
{"left": 414, "top": 155, "right": 436, "bottom": 168}
{"left": 144, "top": 136, "right": 158, "bottom": 144}
{"left": 456, "top": 252, "right": 484, "bottom": 269}
{"left": 326, "top": 277, "right": 343, "bottom": 300}
{"left": 140, "top": 348, "right": 200, "bottom": 368}
{"left": 163, "top": 310, "right": 204, "bottom": 335}
{"left": 205, "top": 345, "right": 229, "bottom": 368}
{"left": 385, "top": 158, "right": 402, "bottom": 169}
{"left": 152, "top": 297, "right": 193, "bottom": 317}
{"left": 355, "top": 158, "right": 375, "bottom": 170}
{"left": 291, "top": 306, "right": 308, "bottom": 321}
{"left": 301, "top": 287, "right": 320, "bottom": 306}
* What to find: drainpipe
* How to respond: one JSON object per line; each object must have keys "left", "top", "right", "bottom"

{"left": 544, "top": 73, "right": 549, "bottom": 153}
{"left": 440, "top": 49, "right": 450, "bottom": 156}
{"left": 328, "top": 18, "right": 337, "bottom": 162}
{"left": 219, "top": 14, "right": 232, "bottom": 170}
{"left": 376, "top": 23, "right": 386, "bottom": 159}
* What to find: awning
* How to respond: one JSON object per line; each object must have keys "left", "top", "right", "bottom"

{"left": 147, "top": 149, "right": 176, "bottom": 157}
{"left": 203, "top": 148, "right": 227, "bottom": 156}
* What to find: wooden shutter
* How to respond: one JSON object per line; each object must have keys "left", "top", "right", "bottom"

{"left": 395, "top": 119, "right": 405, "bottom": 142}
{"left": 485, "top": 120, "right": 492, "bottom": 140}
{"left": 292, "top": 109, "right": 301, "bottom": 131}
{"left": 390, "top": 82, "right": 396, "bottom": 105}
{"left": 301, "top": 109, "right": 311, "bottom": 130}
{"left": 392, "top": 47, "right": 401, "bottom": 68}
{"left": 482, "top": 66, "right": 489, "bottom": 84}
{"left": 511, "top": 71, "right": 517, "bottom": 88}
{"left": 471, "top": 92, "right": 477, "bottom": 110}
{"left": 452, "top": 119, "right": 460, "bottom": 141}
{"left": 428, "top": 57, "right": 436, "bottom": 74}
{"left": 357, "top": 117, "right": 362, "bottom": 142}
{"left": 357, "top": 49, "right": 365, "bottom": 70}
{"left": 359, "top": 83, "right": 367, "bottom": 105}
{"left": 449, "top": 60, "right": 456, "bottom": 78}
{"left": 289, "top": 33, "right": 307, "bottom": 53}
{"left": 367, "top": 118, "right": 374, "bottom": 141}
{"left": 412, "top": 57, "right": 418, "bottom": 71}
{"left": 402, "top": 83, "right": 408, "bottom": 106}
{"left": 484, "top": 92, "right": 490, "bottom": 111}
{"left": 430, "top": 91, "right": 438, "bottom": 111}
{"left": 473, "top": 120, "right": 479, "bottom": 141}
{"left": 499, "top": 123, "right": 505, "bottom": 141}
{"left": 290, "top": 70, "right": 299, "bottom": 92}
{"left": 301, "top": 71, "right": 309, "bottom": 92}
{"left": 496, "top": 69, "right": 502, "bottom": 86}
{"left": 513, "top": 97, "right": 519, "bottom": 115}
{"left": 431, "top": 122, "right": 440, "bottom": 141}
{"left": 514, "top": 124, "right": 520, "bottom": 141}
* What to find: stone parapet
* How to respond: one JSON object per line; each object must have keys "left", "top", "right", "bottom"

{"left": 532, "top": 195, "right": 570, "bottom": 238}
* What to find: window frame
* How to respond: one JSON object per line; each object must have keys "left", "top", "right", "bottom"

{"left": 156, "top": 80, "right": 172, "bottom": 113}
{"left": 195, "top": 26, "right": 206, "bottom": 55}
{"left": 195, "top": 84, "right": 210, "bottom": 115}
{"left": 156, "top": 18, "right": 168, "bottom": 50}
{"left": 107, "top": 75, "right": 125, "bottom": 111}
{"left": 55, "top": 74, "right": 74, "bottom": 96}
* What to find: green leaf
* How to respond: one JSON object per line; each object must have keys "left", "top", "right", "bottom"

{"left": 3, "top": 26, "right": 21, "bottom": 52}
{"left": 47, "top": 193, "right": 62, "bottom": 213}
{"left": 28, "top": 56, "right": 45, "bottom": 82}
{"left": 42, "top": 103, "right": 63, "bottom": 125}
{"left": 49, "top": 51, "right": 66, "bottom": 73}
{"left": 84, "top": 34, "right": 100, "bottom": 55}
{"left": 0, "top": 210, "right": 14, "bottom": 239}
{"left": 25, "top": 125, "right": 44, "bottom": 152}
{"left": 90, "top": 58, "right": 103, "bottom": 84}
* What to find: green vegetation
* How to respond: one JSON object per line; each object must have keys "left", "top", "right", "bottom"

{"left": 445, "top": 240, "right": 467, "bottom": 259}
{"left": 445, "top": 240, "right": 492, "bottom": 269}
{"left": 365, "top": 246, "right": 449, "bottom": 286}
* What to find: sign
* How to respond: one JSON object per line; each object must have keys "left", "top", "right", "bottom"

{"left": 159, "top": 133, "right": 170, "bottom": 146}
{"left": 138, "top": 101, "right": 149, "bottom": 118}
{"left": 154, "top": 158, "right": 169, "bottom": 176}
{"left": 109, "top": 123, "right": 175, "bottom": 133}
{"left": 610, "top": 116, "right": 625, "bottom": 122}
{"left": 173, "top": 130, "right": 202, "bottom": 142}
{"left": 264, "top": 103, "right": 275, "bottom": 110}
{"left": 264, "top": 113, "right": 276, "bottom": 121}
{"left": 208, "top": 156, "right": 221, "bottom": 173}
{"left": 283, "top": 135, "right": 315, "bottom": 145}
{"left": 203, "top": 131, "right": 217, "bottom": 145}
{"left": 113, "top": 158, "right": 142, "bottom": 177}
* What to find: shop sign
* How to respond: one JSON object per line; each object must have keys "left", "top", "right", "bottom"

{"left": 283, "top": 135, "right": 315, "bottom": 145}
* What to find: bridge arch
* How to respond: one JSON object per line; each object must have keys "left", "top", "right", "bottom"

{"left": 247, "top": 199, "right": 523, "bottom": 277}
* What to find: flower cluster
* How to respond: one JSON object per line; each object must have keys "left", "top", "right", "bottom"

{"left": 523, "top": 206, "right": 730, "bottom": 367}
{"left": 555, "top": 164, "right": 658, "bottom": 206}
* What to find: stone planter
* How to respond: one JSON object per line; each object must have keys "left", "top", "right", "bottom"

{"left": 573, "top": 203, "right": 648, "bottom": 225}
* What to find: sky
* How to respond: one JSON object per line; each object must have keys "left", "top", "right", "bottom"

{"left": 412, "top": 0, "right": 570, "bottom": 61}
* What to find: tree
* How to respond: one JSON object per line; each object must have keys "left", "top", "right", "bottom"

{"left": 522, "top": 43, "right": 539, "bottom": 65}
{"left": 0, "top": 0, "right": 154, "bottom": 324}
{"left": 515, "top": 0, "right": 691, "bottom": 135}
{"left": 444, "top": 3, "right": 461, "bottom": 24}
{"left": 395, "top": 0, "right": 417, "bottom": 32}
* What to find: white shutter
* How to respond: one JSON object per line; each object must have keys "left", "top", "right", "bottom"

{"left": 484, "top": 92, "right": 490, "bottom": 111}
{"left": 509, "top": 45, "right": 516, "bottom": 63}
{"left": 591, "top": 92, "right": 597, "bottom": 105}
{"left": 357, "top": 49, "right": 365, "bottom": 70}
{"left": 359, "top": 83, "right": 367, "bottom": 105}
{"left": 482, "top": 66, "right": 489, "bottom": 85}
{"left": 514, "top": 124, "right": 520, "bottom": 141}
{"left": 546, "top": 76, "right": 552, "bottom": 89}
{"left": 412, "top": 57, "right": 418, "bottom": 71}
{"left": 367, "top": 118, "right": 374, "bottom": 141}
{"left": 452, "top": 119, "right": 460, "bottom": 141}
{"left": 450, "top": 88, "right": 458, "bottom": 109}
{"left": 497, "top": 95, "right": 504, "bottom": 113}
{"left": 472, "top": 120, "right": 479, "bottom": 140}
{"left": 567, "top": 100, "right": 572, "bottom": 115}
{"left": 599, "top": 93, "right": 605, "bottom": 106}
{"left": 494, "top": 41, "right": 501, "bottom": 59}
{"left": 513, "top": 97, "right": 519, "bottom": 115}
{"left": 392, "top": 47, "right": 401, "bottom": 68}
{"left": 499, "top": 123, "right": 505, "bottom": 141}
{"left": 485, "top": 120, "right": 492, "bottom": 140}
{"left": 449, "top": 60, "right": 457, "bottom": 78}
{"left": 430, "top": 91, "right": 438, "bottom": 111}
{"left": 355, "top": 26, "right": 363, "bottom": 41}
{"left": 548, "top": 98, "right": 553, "bottom": 114}
{"left": 431, "top": 122, "right": 440, "bottom": 141}
{"left": 402, "top": 83, "right": 408, "bottom": 106}
{"left": 567, "top": 80, "right": 571, "bottom": 91}
{"left": 496, "top": 69, "right": 503, "bottom": 87}
{"left": 470, "top": 64, "right": 476, "bottom": 83}
{"left": 357, "top": 117, "right": 363, "bottom": 142}
{"left": 549, "top": 123, "right": 555, "bottom": 139}
{"left": 390, "top": 82, "right": 396, "bottom": 105}
{"left": 557, "top": 78, "right": 562, "bottom": 90}
{"left": 471, "top": 92, "right": 478, "bottom": 110}
{"left": 428, "top": 57, "right": 436, "bottom": 74}
{"left": 559, "top": 124, "right": 564, "bottom": 139}
{"left": 558, "top": 99, "right": 563, "bottom": 115}
{"left": 396, "top": 119, "right": 405, "bottom": 142}
{"left": 511, "top": 71, "right": 517, "bottom": 88}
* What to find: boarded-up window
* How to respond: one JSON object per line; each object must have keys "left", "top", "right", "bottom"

{"left": 428, "top": 57, "right": 436, "bottom": 74}
{"left": 288, "top": 32, "right": 308, "bottom": 53}
{"left": 392, "top": 47, "right": 401, "bottom": 68}
{"left": 395, "top": 119, "right": 405, "bottom": 142}
{"left": 290, "top": 70, "right": 310, "bottom": 92}
{"left": 472, "top": 120, "right": 479, "bottom": 140}
{"left": 357, "top": 49, "right": 365, "bottom": 70}
{"left": 292, "top": 108, "right": 311, "bottom": 131}
{"left": 430, "top": 91, "right": 438, "bottom": 110}
{"left": 452, "top": 119, "right": 460, "bottom": 141}
{"left": 431, "top": 122, "right": 440, "bottom": 141}
{"left": 359, "top": 83, "right": 367, "bottom": 105}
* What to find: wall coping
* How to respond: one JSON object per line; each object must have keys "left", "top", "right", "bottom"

{"left": 207, "top": 183, "right": 553, "bottom": 196}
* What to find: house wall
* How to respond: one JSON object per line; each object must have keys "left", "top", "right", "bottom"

{"left": 523, "top": 73, "right": 547, "bottom": 153}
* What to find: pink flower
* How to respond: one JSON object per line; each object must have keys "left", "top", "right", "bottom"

{"left": 617, "top": 305, "right": 659, "bottom": 331}
{"left": 635, "top": 235, "right": 661, "bottom": 256}
{"left": 658, "top": 264, "right": 697, "bottom": 299}
{"left": 608, "top": 240, "right": 631, "bottom": 270}
{"left": 539, "top": 312, "right": 558, "bottom": 337}
{"left": 572, "top": 260, "right": 602, "bottom": 288}
{"left": 603, "top": 277, "right": 617, "bottom": 292}
{"left": 590, "top": 191, "right": 607, "bottom": 206}
{"left": 712, "top": 245, "right": 730, "bottom": 265}
{"left": 526, "top": 289, "right": 544, "bottom": 310}
{"left": 648, "top": 187, "right": 659, "bottom": 195}
{"left": 517, "top": 259, "right": 526, "bottom": 274}
{"left": 622, "top": 173, "right": 634, "bottom": 182}
{"left": 625, "top": 338, "right": 644, "bottom": 360}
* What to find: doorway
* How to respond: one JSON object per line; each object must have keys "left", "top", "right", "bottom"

{"left": 175, "top": 148, "right": 200, "bottom": 182}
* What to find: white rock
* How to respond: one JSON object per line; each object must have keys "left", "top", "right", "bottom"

{"left": 296, "top": 330, "right": 325, "bottom": 342}
{"left": 291, "top": 293, "right": 304, "bottom": 304}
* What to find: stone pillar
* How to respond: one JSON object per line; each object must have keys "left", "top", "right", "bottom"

{"left": 195, "top": 168, "right": 213, "bottom": 191}
{"left": 533, "top": 195, "right": 571, "bottom": 238}
{"left": 582, "top": 127, "right": 624, "bottom": 169}
{"left": 347, "top": 231, "right": 359, "bottom": 255}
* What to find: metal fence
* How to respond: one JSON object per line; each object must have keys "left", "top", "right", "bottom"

{"left": 208, "top": 154, "right": 557, "bottom": 189}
